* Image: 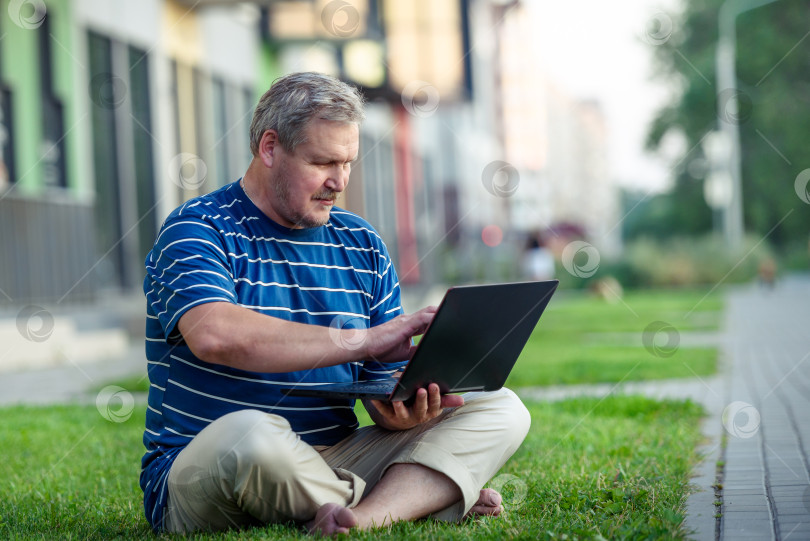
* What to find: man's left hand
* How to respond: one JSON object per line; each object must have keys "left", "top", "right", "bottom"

{"left": 366, "top": 383, "right": 464, "bottom": 431}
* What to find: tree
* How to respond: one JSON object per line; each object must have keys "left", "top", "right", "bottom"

{"left": 646, "top": 0, "right": 810, "bottom": 248}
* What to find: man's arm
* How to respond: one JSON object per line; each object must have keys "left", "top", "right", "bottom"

{"left": 177, "top": 301, "right": 437, "bottom": 373}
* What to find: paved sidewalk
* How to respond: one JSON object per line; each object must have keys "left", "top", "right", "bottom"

{"left": 716, "top": 277, "right": 810, "bottom": 540}
{"left": 0, "top": 341, "right": 145, "bottom": 406}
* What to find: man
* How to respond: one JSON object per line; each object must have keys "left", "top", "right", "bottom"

{"left": 141, "top": 72, "right": 530, "bottom": 535}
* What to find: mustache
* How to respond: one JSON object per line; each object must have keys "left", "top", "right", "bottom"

{"left": 312, "top": 190, "right": 338, "bottom": 201}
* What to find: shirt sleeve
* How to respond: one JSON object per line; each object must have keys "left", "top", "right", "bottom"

{"left": 144, "top": 215, "right": 237, "bottom": 343}
{"left": 361, "top": 236, "right": 407, "bottom": 381}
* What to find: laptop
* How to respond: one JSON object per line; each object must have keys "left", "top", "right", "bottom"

{"left": 284, "top": 280, "right": 558, "bottom": 403}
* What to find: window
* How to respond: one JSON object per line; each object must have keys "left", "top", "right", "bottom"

{"left": 39, "top": 13, "right": 67, "bottom": 188}
{"left": 212, "top": 76, "right": 229, "bottom": 187}
{"left": 87, "top": 31, "right": 157, "bottom": 290}
{"left": 87, "top": 31, "right": 123, "bottom": 286}
{"left": 129, "top": 45, "right": 157, "bottom": 263}
{"left": 0, "top": 85, "right": 14, "bottom": 189}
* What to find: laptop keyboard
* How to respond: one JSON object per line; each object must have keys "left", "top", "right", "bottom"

{"left": 340, "top": 381, "right": 396, "bottom": 394}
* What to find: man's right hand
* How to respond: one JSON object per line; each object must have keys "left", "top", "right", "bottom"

{"left": 361, "top": 306, "right": 437, "bottom": 364}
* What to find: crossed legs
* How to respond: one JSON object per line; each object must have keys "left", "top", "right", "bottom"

{"left": 163, "top": 388, "right": 530, "bottom": 534}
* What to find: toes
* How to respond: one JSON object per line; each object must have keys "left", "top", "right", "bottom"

{"left": 464, "top": 503, "right": 503, "bottom": 518}
{"left": 335, "top": 506, "right": 359, "bottom": 529}
{"left": 464, "top": 489, "right": 505, "bottom": 518}
{"left": 465, "top": 504, "right": 503, "bottom": 518}
{"left": 480, "top": 488, "right": 502, "bottom": 507}
{"left": 307, "top": 503, "right": 358, "bottom": 536}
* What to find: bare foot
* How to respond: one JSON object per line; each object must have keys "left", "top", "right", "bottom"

{"left": 464, "top": 488, "right": 503, "bottom": 518}
{"left": 306, "top": 502, "right": 359, "bottom": 536}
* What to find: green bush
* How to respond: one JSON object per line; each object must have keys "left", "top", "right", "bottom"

{"left": 437, "top": 232, "right": 796, "bottom": 290}
{"left": 777, "top": 239, "right": 810, "bottom": 272}
{"left": 611, "top": 234, "right": 775, "bottom": 288}
{"left": 553, "top": 234, "right": 778, "bottom": 290}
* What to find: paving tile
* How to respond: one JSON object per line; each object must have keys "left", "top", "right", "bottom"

{"left": 723, "top": 484, "right": 766, "bottom": 491}
{"left": 771, "top": 481, "right": 808, "bottom": 487}
{"left": 778, "top": 514, "right": 810, "bottom": 522}
{"left": 722, "top": 487, "right": 765, "bottom": 498}
{"left": 722, "top": 511, "right": 772, "bottom": 523}
{"left": 725, "top": 495, "right": 767, "bottom": 503}
{"left": 774, "top": 496, "right": 810, "bottom": 504}
{"left": 726, "top": 469, "right": 766, "bottom": 475}
{"left": 779, "top": 522, "right": 810, "bottom": 531}
{"left": 725, "top": 467, "right": 763, "bottom": 473}
{"left": 781, "top": 525, "right": 810, "bottom": 541}
{"left": 773, "top": 488, "right": 810, "bottom": 496}
{"left": 725, "top": 456, "right": 761, "bottom": 462}
{"left": 777, "top": 511, "right": 810, "bottom": 520}
{"left": 769, "top": 474, "right": 808, "bottom": 481}
{"left": 780, "top": 521, "right": 810, "bottom": 529}
{"left": 776, "top": 492, "right": 810, "bottom": 501}
{"left": 723, "top": 491, "right": 766, "bottom": 498}
{"left": 776, "top": 498, "right": 810, "bottom": 506}
{"left": 769, "top": 465, "right": 808, "bottom": 473}
{"left": 770, "top": 480, "right": 810, "bottom": 486}
{"left": 722, "top": 526, "right": 774, "bottom": 539}
{"left": 776, "top": 507, "right": 810, "bottom": 521}
{"left": 726, "top": 446, "right": 760, "bottom": 453}
{"left": 772, "top": 483, "right": 809, "bottom": 490}
{"left": 722, "top": 521, "right": 775, "bottom": 529}
{"left": 724, "top": 501, "right": 769, "bottom": 510}
{"left": 724, "top": 499, "right": 770, "bottom": 506}
{"left": 770, "top": 478, "right": 808, "bottom": 485}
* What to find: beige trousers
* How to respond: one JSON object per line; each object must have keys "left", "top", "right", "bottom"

{"left": 163, "top": 387, "right": 530, "bottom": 533}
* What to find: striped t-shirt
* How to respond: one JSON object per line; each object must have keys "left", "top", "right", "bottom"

{"left": 139, "top": 179, "right": 405, "bottom": 531}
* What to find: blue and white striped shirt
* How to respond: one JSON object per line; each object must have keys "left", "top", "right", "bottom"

{"left": 140, "top": 180, "right": 404, "bottom": 531}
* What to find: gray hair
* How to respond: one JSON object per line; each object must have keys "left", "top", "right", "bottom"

{"left": 249, "top": 72, "right": 365, "bottom": 156}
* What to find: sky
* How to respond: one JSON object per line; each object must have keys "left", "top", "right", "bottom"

{"left": 525, "top": 0, "right": 682, "bottom": 193}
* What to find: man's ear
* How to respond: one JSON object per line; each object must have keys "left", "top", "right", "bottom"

{"left": 257, "top": 129, "right": 280, "bottom": 168}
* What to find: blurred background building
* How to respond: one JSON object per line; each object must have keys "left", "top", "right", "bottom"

{"left": 0, "top": 0, "right": 615, "bottom": 312}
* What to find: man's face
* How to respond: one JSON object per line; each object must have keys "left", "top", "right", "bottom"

{"left": 268, "top": 119, "right": 359, "bottom": 229}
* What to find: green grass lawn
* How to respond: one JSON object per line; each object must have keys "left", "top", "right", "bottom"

{"left": 0, "top": 395, "right": 703, "bottom": 540}
{"left": 508, "top": 289, "right": 722, "bottom": 387}
{"left": 2, "top": 287, "right": 720, "bottom": 539}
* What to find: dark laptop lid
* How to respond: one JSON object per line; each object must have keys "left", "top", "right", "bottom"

{"left": 389, "top": 280, "right": 558, "bottom": 401}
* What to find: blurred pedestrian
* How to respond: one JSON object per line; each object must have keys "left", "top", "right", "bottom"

{"left": 523, "top": 231, "right": 555, "bottom": 281}
{"left": 758, "top": 257, "right": 777, "bottom": 289}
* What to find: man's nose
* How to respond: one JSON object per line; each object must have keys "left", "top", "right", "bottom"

{"left": 325, "top": 165, "right": 349, "bottom": 192}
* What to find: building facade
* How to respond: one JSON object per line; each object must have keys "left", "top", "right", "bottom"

{"left": 0, "top": 0, "right": 260, "bottom": 304}
{"left": 0, "top": 0, "right": 618, "bottom": 308}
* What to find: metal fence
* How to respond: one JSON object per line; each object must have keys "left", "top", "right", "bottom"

{"left": 0, "top": 192, "right": 98, "bottom": 305}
